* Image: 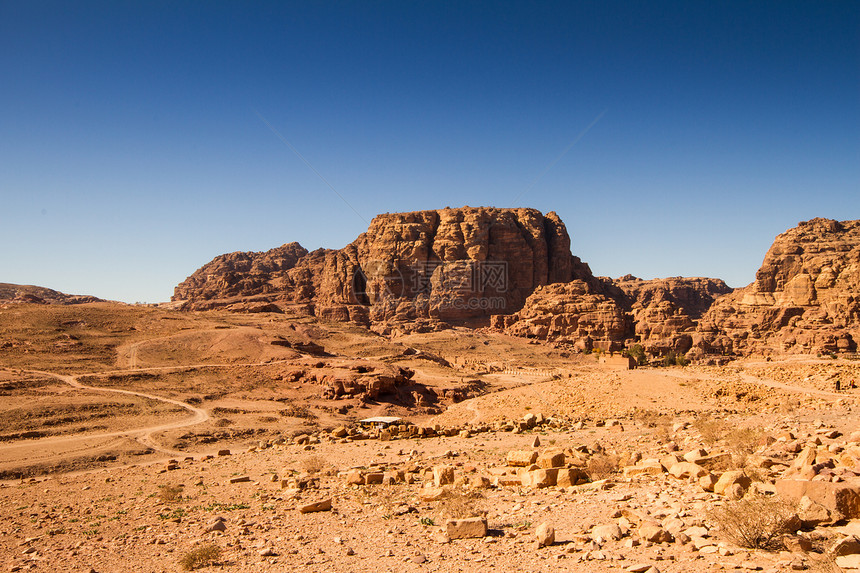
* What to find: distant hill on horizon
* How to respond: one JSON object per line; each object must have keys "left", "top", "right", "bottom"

{"left": 0, "top": 282, "right": 103, "bottom": 305}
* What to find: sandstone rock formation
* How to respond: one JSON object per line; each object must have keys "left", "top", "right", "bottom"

{"left": 173, "top": 211, "right": 860, "bottom": 360}
{"left": 696, "top": 218, "right": 860, "bottom": 357}
{"left": 490, "top": 280, "right": 632, "bottom": 352}
{"left": 495, "top": 218, "right": 860, "bottom": 359}
{"left": 0, "top": 283, "right": 102, "bottom": 305}
{"left": 492, "top": 276, "right": 732, "bottom": 354}
{"left": 174, "top": 207, "right": 588, "bottom": 330}
{"left": 172, "top": 242, "right": 326, "bottom": 308}
{"left": 615, "top": 276, "right": 733, "bottom": 357}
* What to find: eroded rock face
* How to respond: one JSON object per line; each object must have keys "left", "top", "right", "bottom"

{"left": 315, "top": 207, "right": 587, "bottom": 327}
{"left": 173, "top": 242, "right": 316, "bottom": 303}
{"left": 173, "top": 207, "right": 584, "bottom": 328}
{"left": 615, "top": 276, "right": 733, "bottom": 357}
{"left": 173, "top": 213, "right": 860, "bottom": 359}
{"left": 492, "top": 276, "right": 732, "bottom": 354}
{"left": 696, "top": 218, "right": 860, "bottom": 357}
{"left": 491, "top": 281, "right": 632, "bottom": 352}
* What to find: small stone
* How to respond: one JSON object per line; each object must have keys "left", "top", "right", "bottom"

{"left": 299, "top": 498, "right": 332, "bottom": 514}
{"left": 536, "top": 522, "right": 555, "bottom": 547}
{"left": 592, "top": 524, "right": 623, "bottom": 542}
{"left": 411, "top": 553, "right": 427, "bottom": 564}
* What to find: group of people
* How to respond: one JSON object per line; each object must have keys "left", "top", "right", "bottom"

{"left": 835, "top": 379, "right": 857, "bottom": 392}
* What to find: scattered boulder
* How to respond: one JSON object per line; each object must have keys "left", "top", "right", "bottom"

{"left": 535, "top": 522, "right": 555, "bottom": 547}
{"left": 446, "top": 517, "right": 488, "bottom": 539}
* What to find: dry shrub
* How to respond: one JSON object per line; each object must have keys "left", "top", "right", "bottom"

{"left": 301, "top": 455, "right": 329, "bottom": 475}
{"left": 437, "top": 490, "right": 485, "bottom": 519}
{"left": 709, "top": 493, "right": 797, "bottom": 550}
{"left": 653, "top": 421, "right": 672, "bottom": 443}
{"left": 632, "top": 408, "right": 665, "bottom": 428}
{"left": 179, "top": 544, "right": 221, "bottom": 571}
{"left": 807, "top": 554, "right": 842, "bottom": 573}
{"left": 213, "top": 418, "right": 232, "bottom": 427}
{"left": 725, "top": 426, "right": 766, "bottom": 467}
{"left": 586, "top": 454, "right": 619, "bottom": 480}
{"left": 693, "top": 413, "right": 728, "bottom": 445}
{"left": 279, "top": 404, "right": 317, "bottom": 420}
{"left": 158, "top": 484, "right": 184, "bottom": 503}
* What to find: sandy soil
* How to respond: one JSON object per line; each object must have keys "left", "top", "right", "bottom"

{"left": 1, "top": 302, "right": 860, "bottom": 572}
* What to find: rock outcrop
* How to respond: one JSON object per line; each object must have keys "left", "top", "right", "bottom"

{"left": 696, "top": 218, "right": 860, "bottom": 357}
{"left": 490, "top": 280, "right": 632, "bottom": 352}
{"left": 173, "top": 242, "right": 324, "bottom": 306}
{"left": 0, "top": 283, "right": 102, "bottom": 305}
{"left": 174, "top": 212, "right": 860, "bottom": 360}
{"left": 494, "top": 218, "right": 860, "bottom": 359}
{"left": 174, "top": 207, "right": 587, "bottom": 330}
{"left": 614, "top": 276, "right": 733, "bottom": 357}
{"left": 492, "top": 276, "right": 732, "bottom": 354}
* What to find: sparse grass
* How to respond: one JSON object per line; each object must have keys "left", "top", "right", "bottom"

{"left": 158, "top": 508, "right": 186, "bottom": 520}
{"left": 709, "top": 493, "right": 797, "bottom": 550}
{"left": 179, "top": 544, "right": 221, "bottom": 571}
{"left": 301, "top": 455, "right": 329, "bottom": 475}
{"left": 586, "top": 454, "right": 619, "bottom": 480}
{"left": 419, "top": 516, "right": 435, "bottom": 526}
{"left": 201, "top": 502, "right": 249, "bottom": 512}
{"left": 693, "top": 413, "right": 728, "bottom": 445}
{"left": 725, "top": 426, "right": 766, "bottom": 468}
{"left": 158, "top": 484, "right": 184, "bottom": 503}
{"left": 437, "top": 489, "right": 485, "bottom": 519}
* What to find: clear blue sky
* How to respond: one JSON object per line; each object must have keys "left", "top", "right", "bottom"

{"left": 2, "top": 1, "right": 858, "bottom": 303}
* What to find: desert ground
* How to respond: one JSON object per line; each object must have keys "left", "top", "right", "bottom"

{"left": 1, "top": 302, "right": 859, "bottom": 572}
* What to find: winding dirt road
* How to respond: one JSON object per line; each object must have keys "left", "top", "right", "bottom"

{"left": 1, "top": 369, "right": 209, "bottom": 457}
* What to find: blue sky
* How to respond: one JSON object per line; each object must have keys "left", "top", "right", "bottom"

{"left": 1, "top": 1, "right": 858, "bottom": 303}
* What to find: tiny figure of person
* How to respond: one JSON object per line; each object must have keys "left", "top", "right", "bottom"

{"left": 835, "top": 379, "right": 841, "bottom": 392}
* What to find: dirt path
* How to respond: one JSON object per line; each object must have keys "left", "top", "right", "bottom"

{"left": 738, "top": 372, "right": 857, "bottom": 399}
{"left": 0, "top": 369, "right": 209, "bottom": 457}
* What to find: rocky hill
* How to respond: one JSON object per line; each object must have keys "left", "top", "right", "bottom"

{"left": 614, "top": 276, "right": 734, "bottom": 358}
{"left": 0, "top": 283, "right": 101, "bottom": 305}
{"left": 696, "top": 217, "right": 860, "bottom": 358}
{"left": 174, "top": 207, "right": 592, "bottom": 330}
{"left": 174, "top": 211, "right": 860, "bottom": 360}
{"left": 490, "top": 276, "right": 731, "bottom": 354}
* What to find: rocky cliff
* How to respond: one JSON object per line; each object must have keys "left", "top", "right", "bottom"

{"left": 491, "top": 276, "right": 731, "bottom": 354}
{"left": 173, "top": 242, "right": 320, "bottom": 305}
{"left": 174, "top": 212, "right": 860, "bottom": 360}
{"left": 615, "top": 276, "right": 733, "bottom": 357}
{"left": 173, "top": 207, "right": 588, "bottom": 329}
{"left": 696, "top": 218, "right": 860, "bottom": 357}
{"left": 490, "top": 280, "right": 632, "bottom": 352}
